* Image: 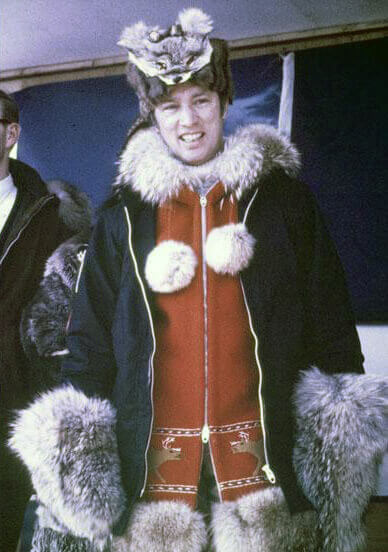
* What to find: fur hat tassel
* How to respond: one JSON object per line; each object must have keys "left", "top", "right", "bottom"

{"left": 145, "top": 240, "right": 198, "bottom": 293}
{"left": 205, "top": 223, "right": 256, "bottom": 275}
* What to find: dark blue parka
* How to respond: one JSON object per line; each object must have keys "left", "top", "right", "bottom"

{"left": 62, "top": 124, "right": 364, "bottom": 529}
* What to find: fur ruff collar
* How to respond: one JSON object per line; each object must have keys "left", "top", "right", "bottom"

{"left": 115, "top": 123, "right": 301, "bottom": 205}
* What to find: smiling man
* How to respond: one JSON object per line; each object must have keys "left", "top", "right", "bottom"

{"left": 10, "top": 9, "right": 374, "bottom": 552}
{"left": 153, "top": 84, "right": 224, "bottom": 166}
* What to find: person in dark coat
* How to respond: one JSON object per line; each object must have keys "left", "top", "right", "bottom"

{"left": 7, "top": 11, "right": 388, "bottom": 552}
{"left": 0, "top": 89, "right": 90, "bottom": 552}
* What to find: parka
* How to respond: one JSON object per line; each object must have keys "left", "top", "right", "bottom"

{"left": 9, "top": 124, "right": 387, "bottom": 552}
{"left": 61, "top": 123, "right": 364, "bottom": 520}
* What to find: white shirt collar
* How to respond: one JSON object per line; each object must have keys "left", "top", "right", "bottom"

{"left": 0, "top": 173, "right": 16, "bottom": 203}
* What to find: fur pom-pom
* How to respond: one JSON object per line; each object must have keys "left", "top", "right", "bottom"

{"left": 8, "top": 386, "right": 126, "bottom": 548}
{"left": 177, "top": 8, "right": 213, "bottom": 35}
{"left": 205, "top": 223, "right": 256, "bottom": 275}
{"left": 117, "top": 21, "right": 149, "bottom": 50}
{"left": 113, "top": 501, "right": 207, "bottom": 552}
{"left": 211, "top": 486, "right": 318, "bottom": 551}
{"left": 145, "top": 240, "right": 197, "bottom": 293}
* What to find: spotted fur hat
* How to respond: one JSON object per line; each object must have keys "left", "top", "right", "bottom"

{"left": 118, "top": 8, "right": 233, "bottom": 125}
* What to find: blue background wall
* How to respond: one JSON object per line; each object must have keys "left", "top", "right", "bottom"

{"left": 13, "top": 39, "right": 387, "bottom": 322}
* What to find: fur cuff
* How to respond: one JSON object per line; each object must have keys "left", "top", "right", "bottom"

{"left": 205, "top": 223, "right": 256, "bottom": 275}
{"left": 113, "top": 501, "right": 207, "bottom": 552}
{"left": 31, "top": 526, "right": 98, "bottom": 552}
{"left": 8, "top": 386, "right": 126, "bottom": 549}
{"left": 294, "top": 368, "right": 388, "bottom": 552}
{"left": 211, "top": 486, "right": 318, "bottom": 551}
{"left": 145, "top": 240, "right": 197, "bottom": 293}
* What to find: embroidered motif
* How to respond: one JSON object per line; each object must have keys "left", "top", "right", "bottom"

{"left": 230, "top": 432, "right": 265, "bottom": 476}
{"left": 149, "top": 437, "right": 182, "bottom": 482}
{"left": 153, "top": 427, "right": 201, "bottom": 436}
{"left": 146, "top": 484, "right": 197, "bottom": 494}
{"left": 219, "top": 476, "right": 267, "bottom": 490}
{"left": 210, "top": 420, "right": 261, "bottom": 434}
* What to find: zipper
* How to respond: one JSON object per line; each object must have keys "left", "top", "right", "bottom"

{"left": 241, "top": 189, "right": 276, "bottom": 484}
{"left": 199, "top": 193, "right": 222, "bottom": 500}
{"left": 123, "top": 206, "right": 156, "bottom": 497}
{"left": 0, "top": 196, "right": 54, "bottom": 267}
{"left": 200, "top": 194, "right": 209, "bottom": 442}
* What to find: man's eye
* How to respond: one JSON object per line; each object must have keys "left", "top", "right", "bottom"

{"left": 195, "top": 97, "right": 209, "bottom": 105}
{"left": 162, "top": 104, "right": 177, "bottom": 111}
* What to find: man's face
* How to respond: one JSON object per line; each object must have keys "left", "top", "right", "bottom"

{"left": 154, "top": 84, "right": 224, "bottom": 166}
{"left": 0, "top": 116, "right": 19, "bottom": 165}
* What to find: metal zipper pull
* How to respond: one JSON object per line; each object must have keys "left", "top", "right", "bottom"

{"left": 201, "top": 424, "right": 210, "bottom": 443}
{"left": 200, "top": 196, "right": 207, "bottom": 207}
{"left": 262, "top": 463, "right": 276, "bottom": 484}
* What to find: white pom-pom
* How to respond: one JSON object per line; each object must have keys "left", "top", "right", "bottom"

{"left": 145, "top": 240, "right": 197, "bottom": 293}
{"left": 177, "top": 8, "right": 213, "bottom": 35}
{"left": 205, "top": 223, "right": 256, "bottom": 275}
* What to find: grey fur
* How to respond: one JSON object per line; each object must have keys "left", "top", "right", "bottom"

{"left": 31, "top": 527, "right": 99, "bottom": 552}
{"left": 10, "top": 369, "right": 387, "bottom": 551}
{"left": 20, "top": 236, "right": 88, "bottom": 391}
{"left": 8, "top": 386, "right": 126, "bottom": 549}
{"left": 46, "top": 179, "right": 93, "bottom": 235}
{"left": 211, "top": 486, "right": 319, "bottom": 552}
{"left": 293, "top": 367, "right": 388, "bottom": 551}
{"left": 115, "top": 123, "right": 300, "bottom": 205}
{"left": 113, "top": 500, "right": 207, "bottom": 552}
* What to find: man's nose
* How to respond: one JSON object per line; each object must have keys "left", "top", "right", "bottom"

{"left": 180, "top": 106, "right": 197, "bottom": 125}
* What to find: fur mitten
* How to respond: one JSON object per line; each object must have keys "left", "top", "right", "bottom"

{"left": 8, "top": 386, "right": 126, "bottom": 550}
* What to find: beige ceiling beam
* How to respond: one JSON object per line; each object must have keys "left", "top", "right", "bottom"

{"left": 1, "top": 20, "right": 387, "bottom": 93}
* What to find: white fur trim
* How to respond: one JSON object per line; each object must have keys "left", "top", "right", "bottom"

{"left": 145, "top": 240, "right": 197, "bottom": 293}
{"left": 177, "top": 8, "right": 213, "bottom": 35}
{"left": 8, "top": 386, "right": 126, "bottom": 548}
{"left": 115, "top": 124, "right": 301, "bottom": 205}
{"left": 113, "top": 501, "right": 207, "bottom": 552}
{"left": 211, "top": 486, "right": 318, "bottom": 552}
{"left": 205, "top": 223, "right": 256, "bottom": 275}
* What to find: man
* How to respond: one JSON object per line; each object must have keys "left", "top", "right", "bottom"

{"left": 8, "top": 10, "right": 387, "bottom": 552}
{"left": 0, "top": 89, "right": 84, "bottom": 552}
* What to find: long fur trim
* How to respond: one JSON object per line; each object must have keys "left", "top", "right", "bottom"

{"left": 8, "top": 386, "right": 126, "bottom": 549}
{"left": 294, "top": 368, "right": 388, "bottom": 552}
{"left": 115, "top": 124, "right": 300, "bottom": 205}
{"left": 211, "top": 486, "right": 319, "bottom": 552}
{"left": 145, "top": 240, "right": 198, "bottom": 292}
{"left": 46, "top": 179, "right": 93, "bottom": 234}
{"left": 205, "top": 223, "right": 256, "bottom": 275}
{"left": 112, "top": 501, "right": 207, "bottom": 552}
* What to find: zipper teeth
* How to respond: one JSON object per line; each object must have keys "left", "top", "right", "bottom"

{"left": 0, "top": 196, "right": 54, "bottom": 266}
{"left": 200, "top": 197, "right": 209, "bottom": 431}
{"left": 123, "top": 206, "right": 156, "bottom": 496}
{"left": 200, "top": 195, "right": 222, "bottom": 500}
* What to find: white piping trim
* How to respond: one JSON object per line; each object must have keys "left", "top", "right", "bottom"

{"left": 240, "top": 280, "right": 275, "bottom": 484}
{"left": 243, "top": 188, "right": 259, "bottom": 225}
{"left": 74, "top": 248, "right": 87, "bottom": 294}
{"left": 278, "top": 52, "right": 295, "bottom": 138}
{"left": 0, "top": 196, "right": 54, "bottom": 266}
{"left": 241, "top": 190, "right": 276, "bottom": 484}
{"left": 123, "top": 206, "right": 156, "bottom": 497}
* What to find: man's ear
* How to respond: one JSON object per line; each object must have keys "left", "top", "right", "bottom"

{"left": 6, "top": 123, "right": 20, "bottom": 150}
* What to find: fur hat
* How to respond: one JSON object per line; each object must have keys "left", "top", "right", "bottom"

{"left": 118, "top": 8, "right": 233, "bottom": 134}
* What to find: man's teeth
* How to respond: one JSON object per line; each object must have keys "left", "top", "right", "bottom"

{"left": 180, "top": 133, "right": 203, "bottom": 143}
